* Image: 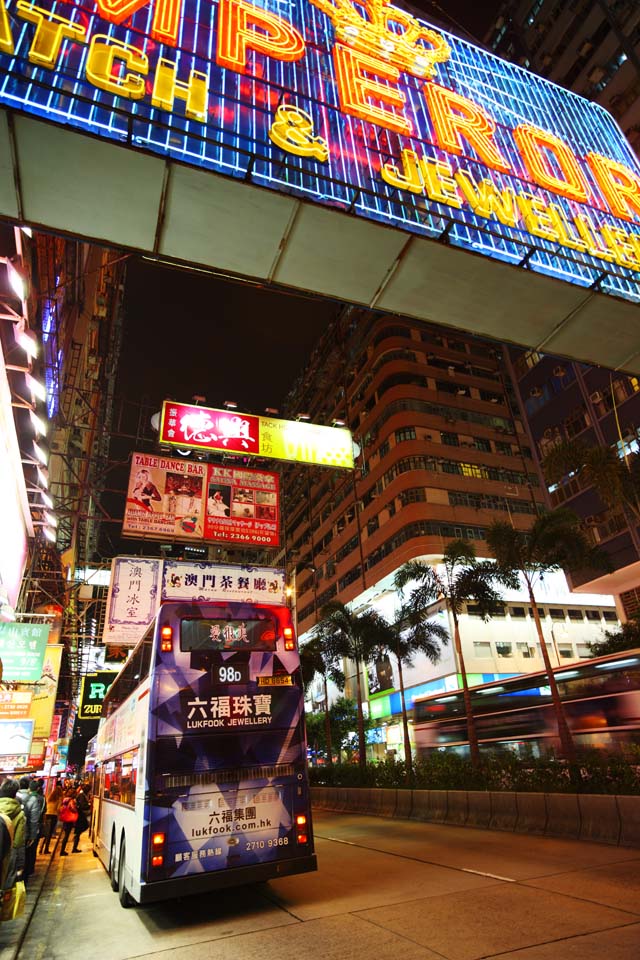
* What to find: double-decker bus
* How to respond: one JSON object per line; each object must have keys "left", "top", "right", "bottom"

{"left": 91, "top": 599, "right": 316, "bottom": 906}
{"left": 413, "top": 650, "right": 640, "bottom": 758}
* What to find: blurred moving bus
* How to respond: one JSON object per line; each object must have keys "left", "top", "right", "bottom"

{"left": 414, "top": 649, "right": 640, "bottom": 758}
{"left": 92, "top": 599, "right": 316, "bottom": 906}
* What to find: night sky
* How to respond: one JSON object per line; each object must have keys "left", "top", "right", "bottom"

{"left": 117, "top": 1, "right": 504, "bottom": 416}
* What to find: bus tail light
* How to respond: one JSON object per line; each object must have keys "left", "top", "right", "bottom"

{"left": 160, "top": 626, "right": 173, "bottom": 652}
{"left": 151, "top": 832, "right": 165, "bottom": 868}
{"left": 284, "top": 626, "right": 295, "bottom": 650}
{"left": 296, "top": 814, "right": 307, "bottom": 843}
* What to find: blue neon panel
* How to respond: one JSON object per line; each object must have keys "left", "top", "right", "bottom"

{"left": 0, "top": 0, "right": 638, "bottom": 299}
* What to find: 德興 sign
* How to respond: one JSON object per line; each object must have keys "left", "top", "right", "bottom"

{"left": 1, "top": 0, "right": 638, "bottom": 301}
{"left": 159, "top": 402, "right": 354, "bottom": 469}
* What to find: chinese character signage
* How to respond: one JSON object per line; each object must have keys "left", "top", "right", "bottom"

{"left": 123, "top": 450, "right": 281, "bottom": 546}
{"left": 102, "top": 557, "right": 162, "bottom": 647}
{"left": 0, "top": 691, "right": 32, "bottom": 720}
{"left": 0, "top": 623, "right": 51, "bottom": 682}
{"left": 162, "top": 561, "right": 285, "bottom": 604}
{"left": 160, "top": 402, "right": 354, "bottom": 470}
{"left": 17, "top": 645, "right": 63, "bottom": 741}
{"left": 0, "top": 0, "right": 639, "bottom": 298}
{"left": 79, "top": 671, "right": 118, "bottom": 720}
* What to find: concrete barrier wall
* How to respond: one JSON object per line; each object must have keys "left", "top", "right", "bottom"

{"left": 310, "top": 787, "right": 640, "bottom": 848}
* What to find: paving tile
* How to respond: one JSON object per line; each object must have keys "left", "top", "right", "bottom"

{"left": 524, "top": 858, "right": 640, "bottom": 915}
{"left": 355, "top": 881, "right": 637, "bottom": 960}
{"left": 490, "top": 923, "right": 640, "bottom": 959}
{"left": 131, "top": 914, "right": 443, "bottom": 960}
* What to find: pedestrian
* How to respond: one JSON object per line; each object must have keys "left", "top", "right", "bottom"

{"left": 58, "top": 788, "right": 78, "bottom": 857}
{"left": 0, "top": 779, "right": 26, "bottom": 894}
{"left": 16, "top": 777, "right": 41, "bottom": 881}
{"left": 71, "top": 782, "right": 91, "bottom": 853}
{"left": 40, "top": 780, "right": 62, "bottom": 854}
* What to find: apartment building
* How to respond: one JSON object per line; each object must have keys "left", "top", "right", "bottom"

{"left": 486, "top": 0, "right": 640, "bottom": 153}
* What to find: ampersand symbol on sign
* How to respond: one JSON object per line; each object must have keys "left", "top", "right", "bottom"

{"left": 268, "top": 104, "right": 329, "bottom": 163}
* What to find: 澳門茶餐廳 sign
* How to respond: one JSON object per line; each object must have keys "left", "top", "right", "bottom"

{"left": 1, "top": 0, "right": 640, "bottom": 295}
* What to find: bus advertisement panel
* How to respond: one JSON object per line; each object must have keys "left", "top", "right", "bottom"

{"left": 94, "top": 596, "right": 315, "bottom": 905}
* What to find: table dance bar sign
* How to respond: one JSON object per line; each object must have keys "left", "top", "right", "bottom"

{"left": 0, "top": 0, "right": 639, "bottom": 298}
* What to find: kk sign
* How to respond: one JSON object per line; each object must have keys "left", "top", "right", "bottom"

{"left": 0, "top": 0, "right": 640, "bottom": 300}
{"left": 79, "top": 671, "right": 117, "bottom": 720}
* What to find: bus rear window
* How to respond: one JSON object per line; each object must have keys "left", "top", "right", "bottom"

{"left": 181, "top": 617, "right": 277, "bottom": 652}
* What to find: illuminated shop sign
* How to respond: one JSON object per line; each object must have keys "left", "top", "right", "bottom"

{"left": 1, "top": 0, "right": 640, "bottom": 296}
{"left": 123, "top": 449, "right": 281, "bottom": 546}
{"left": 159, "top": 400, "right": 355, "bottom": 469}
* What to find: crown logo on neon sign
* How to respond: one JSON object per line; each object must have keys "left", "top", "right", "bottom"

{"left": 309, "top": 0, "right": 451, "bottom": 78}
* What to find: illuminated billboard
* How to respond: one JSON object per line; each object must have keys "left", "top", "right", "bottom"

{"left": 0, "top": 0, "right": 638, "bottom": 299}
{"left": 159, "top": 401, "right": 355, "bottom": 469}
{"left": 123, "top": 450, "right": 281, "bottom": 545}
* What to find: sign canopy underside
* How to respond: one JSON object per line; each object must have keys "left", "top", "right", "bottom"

{"left": 1, "top": 110, "right": 639, "bottom": 371}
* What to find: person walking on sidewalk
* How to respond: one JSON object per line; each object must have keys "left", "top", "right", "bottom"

{"left": 40, "top": 780, "right": 62, "bottom": 854}
{"left": 16, "top": 778, "right": 42, "bottom": 882}
{"left": 0, "top": 779, "right": 26, "bottom": 894}
{"left": 58, "top": 788, "right": 78, "bottom": 857}
{"left": 71, "top": 783, "right": 91, "bottom": 854}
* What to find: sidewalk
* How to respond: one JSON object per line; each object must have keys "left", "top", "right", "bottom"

{"left": 0, "top": 839, "right": 60, "bottom": 960}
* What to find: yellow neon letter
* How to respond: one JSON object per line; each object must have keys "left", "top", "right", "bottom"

{"left": 95, "top": 0, "right": 184, "bottom": 47}
{"left": 381, "top": 149, "right": 423, "bottom": 194}
{"left": 268, "top": 104, "right": 329, "bottom": 162}
{"left": 587, "top": 152, "right": 640, "bottom": 222}
{"left": 421, "top": 159, "right": 462, "bottom": 207}
{"left": 16, "top": 1, "right": 86, "bottom": 68}
{"left": 516, "top": 194, "right": 559, "bottom": 242}
{"left": 151, "top": 58, "right": 208, "bottom": 122}
{"left": 217, "top": 0, "right": 305, "bottom": 74}
{"left": 86, "top": 35, "right": 148, "bottom": 99}
{"left": 333, "top": 43, "right": 411, "bottom": 136}
{"left": 423, "top": 82, "right": 511, "bottom": 174}
{"left": 513, "top": 124, "right": 590, "bottom": 203}
{"left": 455, "top": 170, "right": 518, "bottom": 226}
{"left": 599, "top": 224, "right": 640, "bottom": 269}
{"left": 0, "top": 0, "right": 14, "bottom": 54}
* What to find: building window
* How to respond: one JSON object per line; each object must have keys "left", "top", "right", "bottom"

{"left": 496, "top": 643, "right": 513, "bottom": 657}
{"left": 517, "top": 642, "right": 535, "bottom": 658}
{"left": 558, "top": 646, "right": 574, "bottom": 658}
{"left": 568, "top": 609, "right": 583, "bottom": 621}
{"left": 565, "top": 407, "right": 590, "bottom": 439}
{"left": 585, "top": 610, "right": 601, "bottom": 622}
{"left": 602, "top": 611, "right": 618, "bottom": 623}
{"left": 474, "top": 437, "right": 491, "bottom": 452}
{"left": 510, "top": 607, "right": 526, "bottom": 618}
{"left": 549, "top": 609, "right": 565, "bottom": 620}
{"left": 473, "top": 642, "right": 492, "bottom": 658}
{"left": 441, "top": 431, "right": 459, "bottom": 446}
{"left": 576, "top": 644, "right": 592, "bottom": 658}
{"left": 395, "top": 426, "right": 416, "bottom": 443}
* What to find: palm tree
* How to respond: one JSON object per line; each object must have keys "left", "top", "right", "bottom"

{"left": 542, "top": 439, "right": 640, "bottom": 528}
{"left": 394, "top": 540, "right": 515, "bottom": 767}
{"left": 317, "top": 601, "right": 395, "bottom": 769}
{"left": 374, "top": 605, "right": 449, "bottom": 781}
{"left": 299, "top": 633, "right": 344, "bottom": 766}
{"left": 486, "top": 508, "right": 609, "bottom": 762}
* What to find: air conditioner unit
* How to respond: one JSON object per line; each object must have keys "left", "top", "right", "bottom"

{"left": 553, "top": 365, "right": 567, "bottom": 378}
{"left": 590, "top": 391, "right": 603, "bottom": 403}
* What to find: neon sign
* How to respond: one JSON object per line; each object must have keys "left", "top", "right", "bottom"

{"left": 159, "top": 400, "right": 355, "bottom": 468}
{"left": 0, "top": 0, "right": 639, "bottom": 297}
